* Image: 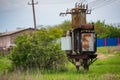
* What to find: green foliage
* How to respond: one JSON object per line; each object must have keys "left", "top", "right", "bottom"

{"left": 94, "top": 20, "right": 120, "bottom": 38}
{"left": 54, "top": 20, "right": 72, "bottom": 36}
{"left": 0, "top": 57, "right": 12, "bottom": 73}
{"left": 54, "top": 20, "right": 120, "bottom": 38}
{"left": 9, "top": 28, "right": 67, "bottom": 70}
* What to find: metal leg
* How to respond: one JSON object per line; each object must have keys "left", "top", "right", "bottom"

{"left": 83, "top": 59, "right": 89, "bottom": 71}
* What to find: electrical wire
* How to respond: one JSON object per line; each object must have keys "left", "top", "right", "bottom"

{"left": 91, "top": 0, "right": 117, "bottom": 10}
{"left": 88, "top": 0, "right": 118, "bottom": 10}
{"left": 76, "top": 0, "right": 119, "bottom": 11}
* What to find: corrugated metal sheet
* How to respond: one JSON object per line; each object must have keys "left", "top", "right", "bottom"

{"left": 97, "top": 38, "right": 120, "bottom": 47}
{"left": 106, "top": 38, "right": 118, "bottom": 46}
{"left": 97, "top": 38, "right": 104, "bottom": 47}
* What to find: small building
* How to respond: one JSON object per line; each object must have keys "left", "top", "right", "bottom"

{"left": 0, "top": 28, "right": 34, "bottom": 48}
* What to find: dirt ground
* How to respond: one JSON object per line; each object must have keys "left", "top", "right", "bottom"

{"left": 97, "top": 54, "right": 115, "bottom": 59}
{"left": 97, "top": 46, "right": 120, "bottom": 59}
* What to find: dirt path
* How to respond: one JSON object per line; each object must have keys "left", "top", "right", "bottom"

{"left": 97, "top": 53, "right": 115, "bottom": 60}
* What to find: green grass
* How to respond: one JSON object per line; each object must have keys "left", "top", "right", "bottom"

{"left": 0, "top": 47, "right": 120, "bottom": 80}
{"left": 0, "top": 56, "right": 12, "bottom": 73}
{"left": 39, "top": 51, "right": 120, "bottom": 80}
{"left": 97, "top": 47, "right": 109, "bottom": 54}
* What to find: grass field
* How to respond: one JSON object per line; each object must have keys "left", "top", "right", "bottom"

{"left": 0, "top": 46, "right": 120, "bottom": 80}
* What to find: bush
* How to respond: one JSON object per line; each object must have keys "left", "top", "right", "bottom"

{"left": 9, "top": 28, "right": 68, "bottom": 71}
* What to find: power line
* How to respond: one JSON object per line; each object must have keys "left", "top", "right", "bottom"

{"left": 76, "top": 0, "right": 119, "bottom": 11}
{"left": 91, "top": 0, "right": 116, "bottom": 10}
{"left": 88, "top": 0, "right": 118, "bottom": 10}
{"left": 28, "top": 0, "right": 38, "bottom": 31}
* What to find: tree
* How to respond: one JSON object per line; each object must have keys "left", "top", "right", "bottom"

{"left": 56, "top": 20, "right": 120, "bottom": 38}
{"left": 55, "top": 20, "right": 72, "bottom": 35}
{"left": 93, "top": 20, "right": 120, "bottom": 38}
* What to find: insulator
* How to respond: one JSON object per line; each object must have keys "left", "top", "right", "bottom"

{"left": 81, "top": 4, "right": 83, "bottom": 9}
{"left": 86, "top": 4, "right": 88, "bottom": 9}
{"left": 83, "top": 5, "right": 85, "bottom": 9}
{"left": 59, "top": 13, "right": 62, "bottom": 16}
{"left": 78, "top": 3, "right": 81, "bottom": 8}
{"left": 75, "top": 3, "right": 78, "bottom": 8}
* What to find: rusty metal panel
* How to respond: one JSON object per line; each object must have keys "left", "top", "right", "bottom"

{"left": 81, "top": 33, "right": 96, "bottom": 53}
{"left": 81, "top": 24, "right": 94, "bottom": 30}
{"left": 72, "top": 8, "right": 86, "bottom": 29}
{"left": 72, "top": 13, "right": 81, "bottom": 29}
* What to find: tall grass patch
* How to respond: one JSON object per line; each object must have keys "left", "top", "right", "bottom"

{"left": 0, "top": 56, "right": 12, "bottom": 73}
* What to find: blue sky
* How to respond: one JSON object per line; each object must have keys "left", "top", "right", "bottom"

{"left": 0, "top": 0, "right": 120, "bottom": 32}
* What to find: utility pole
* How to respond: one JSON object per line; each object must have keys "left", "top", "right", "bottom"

{"left": 28, "top": 0, "right": 38, "bottom": 31}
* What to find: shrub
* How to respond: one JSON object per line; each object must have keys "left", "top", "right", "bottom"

{"left": 9, "top": 28, "right": 68, "bottom": 71}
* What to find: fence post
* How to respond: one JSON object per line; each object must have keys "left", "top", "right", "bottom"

{"left": 104, "top": 38, "right": 106, "bottom": 46}
{"left": 118, "top": 37, "right": 120, "bottom": 45}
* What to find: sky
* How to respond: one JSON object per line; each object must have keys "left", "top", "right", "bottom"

{"left": 0, "top": 0, "right": 120, "bottom": 33}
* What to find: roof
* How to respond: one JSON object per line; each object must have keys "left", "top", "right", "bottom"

{"left": 0, "top": 28, "right": 35, "bottom": 37}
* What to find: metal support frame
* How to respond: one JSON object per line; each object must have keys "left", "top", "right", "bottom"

{"left": 67, "top": 53, "right": 97, "bottom": 71}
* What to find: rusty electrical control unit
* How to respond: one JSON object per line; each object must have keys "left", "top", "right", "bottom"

{"left": 60, "top": 3, "right": 97, "bottom": 71}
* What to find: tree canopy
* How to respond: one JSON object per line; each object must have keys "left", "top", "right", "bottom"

{"left": 93, "top": 20, "right": 120, "bottom": 38}
{"left": 53, "top": 20, "right": 120, "bottom": 38}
